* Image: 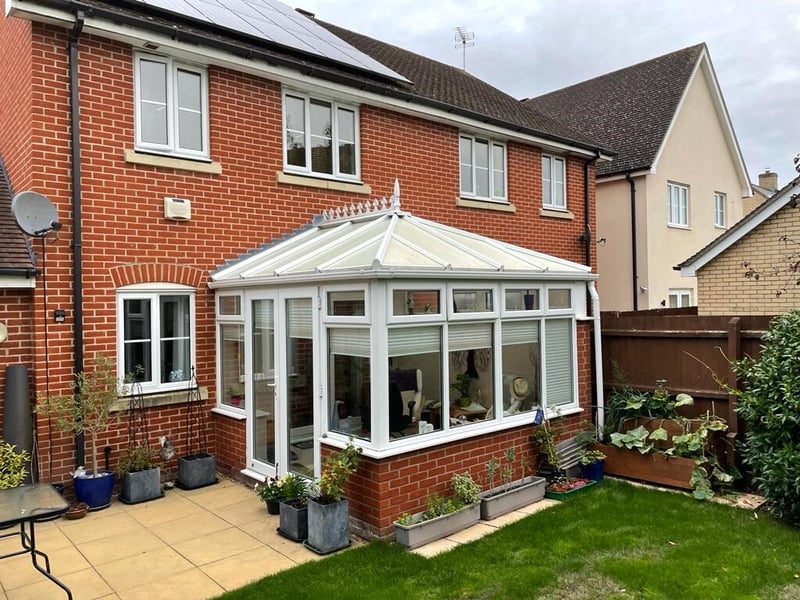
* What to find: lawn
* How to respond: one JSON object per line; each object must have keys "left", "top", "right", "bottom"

{"left": 216, "top": 479, "right": 800, "bottom": 600}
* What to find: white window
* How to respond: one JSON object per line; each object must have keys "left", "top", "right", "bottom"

{"left": 668, "top": 289, "right": 692, "bottom": 308}
{"left": 459, "top": 135, "right": 506, "bottom": 202}
{"left": 542, "top": 154, "right": 566, "bottom": 210}
{"left": 284, "top": 92, "right": 359, "bottom": 180}
{"left": 117, "top": 285, "right": 195, "bottom": 392}
{"left": 714, "top": 192, "right": 726, "bottom": 228}
{"left": 667, "top": 182, "right": 689, "bottom": 227}
{"left": 134, "top": 53, "right": 209, "bottom": 158}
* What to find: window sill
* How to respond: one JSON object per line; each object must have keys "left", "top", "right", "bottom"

{"left": 110, "top": 386, "right": 208, "bottom": 413}
{"left": 455, "top": 197, "right": 516, "bottom": 213}
{"left": 539, "top": 208, "right": 574, "bottom": 220}
{"left": 667, "top": 224, "right": 691, "bottom": 230}
{"left": 276, "top": 171, "right": 372, "bottom": 195}
{"left": 124, "top": 149, "right": 222, "bottom": 175}
{"left": 212, "top": 406, "right": 247, "bottom": 420}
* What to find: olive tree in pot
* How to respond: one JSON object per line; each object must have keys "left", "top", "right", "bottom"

{"left": 305, "top": 439, "right": 362, "bottom": 554}
{"left": 36, "top": 353, "right": 122, "bottom": 510}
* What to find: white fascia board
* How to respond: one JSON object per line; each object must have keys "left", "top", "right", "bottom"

{"left": 0, "top": 276, "right": 35, "bottom": 289}
{"left": 9, "top": 2, "right": 602, "bottom": 159}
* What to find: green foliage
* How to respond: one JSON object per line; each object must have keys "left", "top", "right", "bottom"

{"left": 450, "top": 372, "right": 472, "bottom": 399}
{"left": 0, "top": 442, "right": 29, "bottom": 489}
{"left": 734, "top": 309, "right": 800, "bottom": 523}
{"left": 255, "top": 473, "right": 307, "bottom": 503}
{"left": 315, "top": 439, "right": 361, "bottom": 504}
{"left": 403, "top": 472, "right": 481, "bottom": 524}
{"left": 451, "top": 472, "right": 481, "bottom": 505}
{"left": 579, "top": 448, "right": 606, "bottom": 465}
{"left": 610, "top": 425, "right": 654, "bottom": 454}
{"left": 117, "top": 445, "right": 156, "bottom": 475}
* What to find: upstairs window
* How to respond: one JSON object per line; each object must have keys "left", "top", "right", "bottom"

{"left": 284, "top": 92, "right": 359, "bottom": 180}
{"left": 542, "top": 154, "right": 566, "bottom": 210}
{"left": 667, "top": 182, "right": 689, "bottom": 227}
{"left": 134, "top": 53, "right": 209, "bottom": 159}
{"left": 714, "top": 192, "right": 727, "bottom": 228}
{"left": 459, "top": 135, "right": 506, "bottom": 202}
{"left": 668, "top": 288, "right": 692, "bottom": 308}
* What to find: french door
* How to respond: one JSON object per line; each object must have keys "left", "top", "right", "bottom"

{"left": 247, "top": 289, "right": 317, "bottom": 479}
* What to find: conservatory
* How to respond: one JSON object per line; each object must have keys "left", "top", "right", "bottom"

{"left": 208, "top": 185, "right": 602, "bottom": 490}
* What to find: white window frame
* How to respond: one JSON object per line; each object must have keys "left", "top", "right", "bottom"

{"left": 542, "top": 153, "right": 566, "bottom": 210}
{"left": 667, "top": 182, "right": 689, "bottom": 227}
{"left": 282, "top": 90, "right": 361, "bottom": 181}
{"left": 714, "top": 192, "right": 727, "bottom": 228}
{"left": 134, "top": 52, "right": 209, "bottom": 159}
{"left": 668, "top": 288, "right": 692, "bottom": 308}
{"left": 116, "top": 283, "right": 196, "bottom": 393}
{"left": 459, "top": 134, "right": 507, "bottom": 203}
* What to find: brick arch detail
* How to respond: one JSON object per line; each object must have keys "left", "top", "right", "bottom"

{"left": 109, "top": 263, "right": 205, "bottom": 289}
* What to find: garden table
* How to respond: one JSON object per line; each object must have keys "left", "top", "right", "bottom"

{"left": 0, "top": 483, "right": 72, "bottom": 599}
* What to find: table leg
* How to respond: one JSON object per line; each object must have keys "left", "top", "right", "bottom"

{"left": 20, "top": 521, "right": 73, "bottom": 600}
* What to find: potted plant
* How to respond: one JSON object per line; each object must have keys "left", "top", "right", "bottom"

{"left": 394, "top": 471, "right": 481, "bottom": 549}
{"left": 306, "top": 439, "right": 362, "bottom": 554}
{"left": 118, "top": 445, "right": 162, "bottom": 504}
{"left": 578, "top": 448, "right": 606, "bottom": 481}
{"left": 0, "top": 442, "right": 29, "bottom": 490}
{"left": 479, "top": 446, "right": 546, "bottom": 520}
{"left": 277, "top": 473, "right": 310, "bottom": 542}
{"left": 255, "top": 473, "right": 293, "bottom": 515}
{"left": 177, "top": 367, "right": 217, "bottom": 490}
{"left": 451, "top": 372, "right": 473, "bottom": 408}
{"left": 36, "top": 353, "right": 122, "bottom": 510}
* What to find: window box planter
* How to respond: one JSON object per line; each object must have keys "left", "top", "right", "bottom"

{"left": 176, "top": 453, "right": 217, "bottom": 490}
{"left": 393, "top": 502, "right": 480, "bottom": 549}
{"left": 479, "top": 475, "right": 546, "bottom": 520}
{"left": 305, "top": 498, "right": 350, "bottom": 554}
{"left": 120, "top": 467, "right": 163, "bottom": 504}
{"left": 596, "top": 443, "right": 695, "bottom": 490}
{"left": 544, "top": 478, "right": 596, "bottom": 500}
{"left": 278, "top": 498, "right": 308, "bottom": 542}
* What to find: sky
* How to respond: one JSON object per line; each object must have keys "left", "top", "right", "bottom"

{"left": 296, "top": 0, "right": 800, "bottom": 191}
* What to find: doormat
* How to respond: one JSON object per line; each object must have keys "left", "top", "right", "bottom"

{"left": 292, "top": 440, "right": 314, "bottom": 450}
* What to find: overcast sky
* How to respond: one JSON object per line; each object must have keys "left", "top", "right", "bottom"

{"left": 297, "top": 0, "right": 800, "bottom": 191}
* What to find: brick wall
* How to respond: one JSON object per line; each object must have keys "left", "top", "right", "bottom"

{"left": 697, "top": 203, "right": 800, "bottom": 315}
{"left": 0, "top": 290, "right": 36, "bottom": 433}
{"left": 0, "top": 19, "right": 598, "bottom": 499}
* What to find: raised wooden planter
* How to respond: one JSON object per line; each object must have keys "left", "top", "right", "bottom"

{"left": 595, "top": 443, "right": 695, "bottom": 490}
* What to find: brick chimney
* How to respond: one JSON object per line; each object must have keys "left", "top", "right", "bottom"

{"left": 758, "top": 168, "right": 778, "bottom": 191}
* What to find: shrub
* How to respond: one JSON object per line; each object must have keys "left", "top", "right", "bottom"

{"left": 734, "top": 310, "right": 800, "bottom": 524}
{"left": 0, "top": 442, "right": 29, "bottom": 489}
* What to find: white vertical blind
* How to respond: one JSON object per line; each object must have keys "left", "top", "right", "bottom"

{"left": 287, "top": 298, "right": 312, "bottom": 339}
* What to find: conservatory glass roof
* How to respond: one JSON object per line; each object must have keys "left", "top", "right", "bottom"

{"left": 209, "top": 183, "right": 594, "bottom": 288}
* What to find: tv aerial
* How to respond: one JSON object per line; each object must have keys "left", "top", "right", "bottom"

{"left": 11, "top": 191, "right": 61, "bottom": 237}
{"left": 453, "top": 26, "right": 474, "bottom": 71}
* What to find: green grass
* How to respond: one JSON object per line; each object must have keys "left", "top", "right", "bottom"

{"left": 216, "top": 479, "right": 800, "bottom": 600}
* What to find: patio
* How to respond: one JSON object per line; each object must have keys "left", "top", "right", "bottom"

{"left": 0, "top": 475, "right": 558, "bottom": 599}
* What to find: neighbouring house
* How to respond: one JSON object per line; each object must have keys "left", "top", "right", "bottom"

{"left": 523, "top": 43, "right": 751, "bottom": 311}
{"left": 677, "top": 174, "right": 800, "bottom": 316}
{"left": 747, "top": 168, "right": 779, "bottom": 214}
{"left": 0, "top": 0, "right": 612, "bottom": 537}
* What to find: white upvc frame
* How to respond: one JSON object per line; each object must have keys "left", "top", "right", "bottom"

{"left": 133, "top": 52, "right": 209, "bottom": 160}
{"left": 714, "top": 191, "right": 727, "bottom": 228}
{"left": 542, "top": 153, "right": 566, "bottom": 210}
{"left": 282, "top": 89, "right": 361, "bottom": 182}
{"left": 667, "top": 181, "right": 690, "bottom": 227}
{"left": 459, "top": 134, "right": 508, "bottom": 203}
{"left": 386, "top": 282, "right": 446, "bottom": 324}
{"left": 668, "top": 288, "right": 693, "bottom": 308}
{"left": 322, "top": 284, "right": 370, "bottom": 324}
{"left": 116, "top": 283, "right": 196, "bottom": 394}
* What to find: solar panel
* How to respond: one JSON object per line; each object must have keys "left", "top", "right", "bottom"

{"left": 135, "top": 0, "right": 408, "bottom": 83}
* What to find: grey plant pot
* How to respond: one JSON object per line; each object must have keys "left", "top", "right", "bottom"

{"left": 177, "top": 453, "right": 216, "bottom": 490}
{"left": 479, "top": 475, "right": 546, "bottom": 520}
{"left": 305, "top": 498, "right": 350, "bottom": 555}
{"left": 394, "top": 502, "right": 480, "bottom": 549}
{"left": 278, "top": 498, "right": 308, "bottom": 542}
{"left": 120, "top": 467, "right": 163, "bottom": 504}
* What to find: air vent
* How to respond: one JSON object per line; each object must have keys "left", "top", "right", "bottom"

{"left": 164, "top": 197, "right": 191, "bottom": 221}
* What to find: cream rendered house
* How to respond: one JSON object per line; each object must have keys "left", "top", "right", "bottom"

{"left": 524, "top": 44, "right": 751, "bottom": 311}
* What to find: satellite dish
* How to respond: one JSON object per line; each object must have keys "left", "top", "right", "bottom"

{"left": 11, "top": 191, "right": 61, "bottom": 236}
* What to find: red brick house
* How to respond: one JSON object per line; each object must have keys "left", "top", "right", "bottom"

{"left": 0, "top": 0, "right": 610, "bottom": 538}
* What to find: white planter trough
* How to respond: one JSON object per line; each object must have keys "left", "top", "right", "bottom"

{"left": 479, "top": 475, "right": 546, "bottom": 521}
{"left": 393, "top": 502, "right": 480, "bottom": 549}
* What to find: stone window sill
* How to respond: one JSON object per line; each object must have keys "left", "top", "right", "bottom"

{"left": 110, "top": 386, "right": 209, "bottom": 413}
{"left": 276, "top": 172, "right": 372, "bottom": 195}
{"left": 124, "top": 149, "right": 222, "bottom": 175}
{"left": 456, "top": 197, "right": 516, "bottom": 213}
{"left": 539, "top": 208, "right": 574, "bottom": 220}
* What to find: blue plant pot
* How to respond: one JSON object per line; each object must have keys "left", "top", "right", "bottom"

{"left": 73, "top": 471, "right": 115, "bottom": 509}
{"left": 579, "top": 460, "right": 605, "bottom": 482}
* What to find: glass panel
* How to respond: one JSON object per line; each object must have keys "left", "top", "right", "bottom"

{"left": 160, "top": 295, "right": 190, "bottom": 383}
{"left": 285, "top": 95, "right": 306, "bottom": 167}
{"left": 176, "top": 69, "right": 201, "bottom": 111}
{"left": 492, "top": 144, "right": 505, "bottom": 198}
{"left": 544, "top": 319, "right": 573, "bottom": 408}
{"left": 542, "top": 155, "right": 552, "bottom": 206}
{"left": 475, "top": 139, "right": 489, "bottom": 198}
{"left": 177, "top": 109, "right": 202, "bottom": 151}
{"left": 459, "top": 136, "right": 473, "bottom": 194}
{"left": 501, "top": 321, "right": 540, "bottom": 415}
{"left": 220, "top": 323, "right": 244, "bottom": 409}
{"left": 505, "top": 289, "right": 540, "bottom": 311}
{"left": 139, "top": 60, "right": 167, "bottom": 145}
{"left": 328, "top": 290, "right": 365, "bottom": 316}
{"left": 453, "top": 289, "right": 493, "bottom": 313}
{"left": 140, "top": 59, "right": 167, "bottom": 102}
{"left": 388, "top": 327, "right": 442, "bottom": 439}
{"left": 392, "top": 289, "right": 440, "bottom": 316}
{"left": 554, "top": 157, "right": 565, "bottom": 207}
{"left": 337, "top": 108, "right": 356, "bottom": 175}
{"left": 329, "top": 329, "right": 370, "bottom": 440}
{"left": 449, "top": 323, "right": 494, "bottom": 427}
{"left": 548, "top": 288, "right": 571, "bottom": 310}
{"left": 310, "top": 99, "right": 332, "bottom": 174}
{"left": 141, "top": 103, "right": 168, "bottom": 145}
{"left": 287, "top": 298, "right": 314, "bottom": 477}
{"left": 123, "top": 299, "right": 151, "bottom": 381}
{"left": 218, "top": 295, "right": 241, "bottom": 316}
{"left": 252, "top": 299, "right": 275, "bottom": 468}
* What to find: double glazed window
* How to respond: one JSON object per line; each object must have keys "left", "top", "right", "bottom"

{"left": 667, "top": 182, "right": 689, "bottom": 227}
{"left": 668, "top": 289, "right": 692, "bottom": 308}
{"left": 714, "top": 192, "right": 727, "bottom": 228}
{"left": 459, "top": 135, "right": 506, "bottom": 202}
{"left": 118, "top": 286, "right": 195, "bottom": 391}
{"left": 134, "top": 53, "right": 208, "bottom": 158}
{"left": 284, "top": 92, "right": 359, "bottom": 179}
{"left": 542, "top": 154, "right": 566, "bottom": 210}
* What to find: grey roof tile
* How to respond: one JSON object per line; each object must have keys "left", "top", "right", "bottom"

{"left": 0, "top": 156, "right": 36, "bottom": 272}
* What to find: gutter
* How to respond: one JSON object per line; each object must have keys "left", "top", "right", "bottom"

{"left": 69, "top": 9, "right": 85, "bottom": 468}
{"left": 625, "top": 172, "right": 638, "bottom": 310}
{"left": 0, "top": 268, "right": 40, "bottom": 278}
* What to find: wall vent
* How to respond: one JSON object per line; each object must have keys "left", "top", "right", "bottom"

{"left": 164, "top": 197, "right": 191, "bottom": 221}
